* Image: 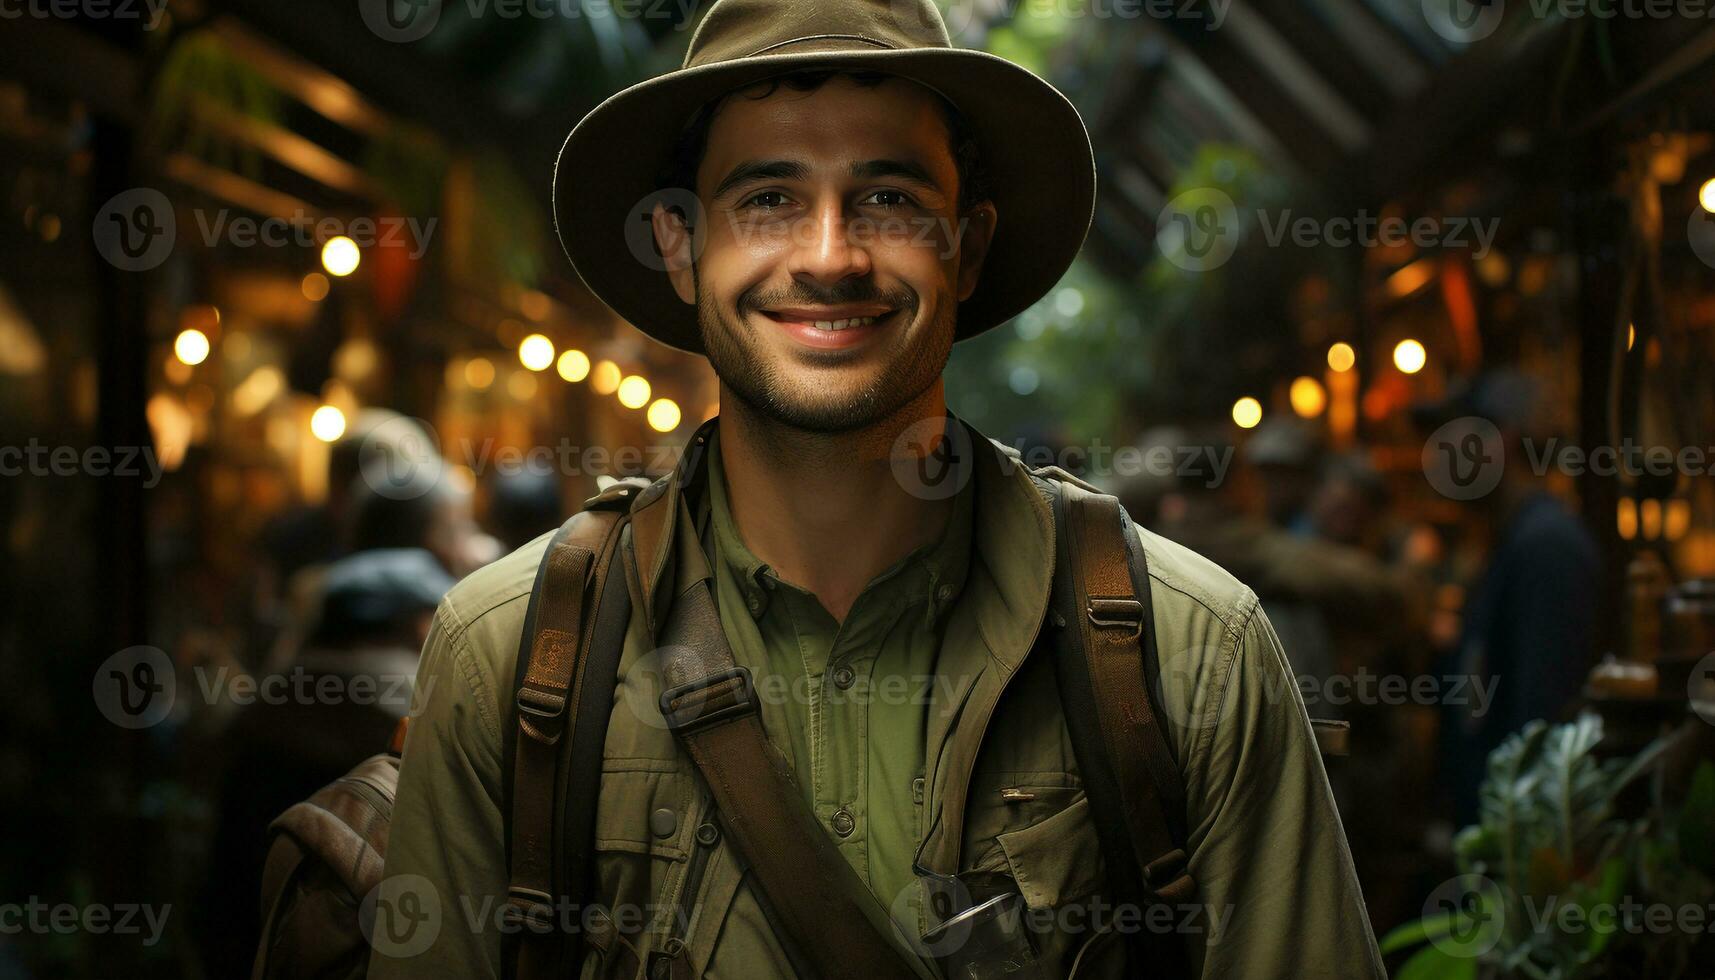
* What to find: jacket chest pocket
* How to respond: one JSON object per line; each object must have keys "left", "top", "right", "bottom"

{"left": 581, "top": 764, "right": 698, "bottom": 979}
{"left": 960, "top": 774, "right": 1115, "bottom": 976}
{"left": 583, "top": 764, "right": 746, "bottom": 980}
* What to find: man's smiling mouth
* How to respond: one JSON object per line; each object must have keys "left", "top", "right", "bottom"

{"left": 755, "top": 304, "right": 902, "bottom": 348}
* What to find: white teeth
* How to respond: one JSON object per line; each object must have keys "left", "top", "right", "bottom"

{"left": 810, "top": 316, "right": 878, "bottom": 331}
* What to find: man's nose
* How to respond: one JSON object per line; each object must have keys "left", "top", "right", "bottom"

{"left": 785, "top": 202, "right": 872, "bottom": 286}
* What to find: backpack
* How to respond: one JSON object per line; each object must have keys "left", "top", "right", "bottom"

{"left": 252, "top": 746, "right": 403, "bottom": 980}
{"left": 252, "top": 437, "right": 1291, "bottom": 978}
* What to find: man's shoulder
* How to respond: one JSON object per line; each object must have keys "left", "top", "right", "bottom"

{"left": 1006, "top": 456, "right": 1262, "bottom": 639}
{"left": 1132, "top": 522, "right": 1261, "bottom": 639}
{"left": 435, "top": 529, "right": 553, "bottom": 651}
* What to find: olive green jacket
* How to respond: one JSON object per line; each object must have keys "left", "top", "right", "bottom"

{"left": 368, "top": 416, "right": 1387, "bottom": 979}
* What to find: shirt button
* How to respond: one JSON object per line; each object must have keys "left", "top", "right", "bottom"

{"left": 831, "top": 808, "right": 856, "bottom": 838}
{"left": 650, "top": 808, "right": 678, "bottom": 839}
{"left": 746, "top": 593, "right": 764, "bottom": 617}
{"left": 832, "top": 664, "right": 856, "bottom": 690}
{"left": 935, "top": 583, "right": 955, "bottom": 604}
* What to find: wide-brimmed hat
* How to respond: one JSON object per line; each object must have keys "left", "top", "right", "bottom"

{"left": 552, "top": 0, "right": 1096, "bottom": 355}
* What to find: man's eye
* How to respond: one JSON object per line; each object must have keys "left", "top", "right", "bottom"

{"left": 744, "top": 191, "right": 788, "bottom": 209}
{"left": 863, "top": 190, "right": 913, "bottom": 208}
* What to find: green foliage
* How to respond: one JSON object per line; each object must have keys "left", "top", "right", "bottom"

{"left": 1680, "top": 760, "right": 1715, "bottom": 875}
{"left": 150, "top": 31, "right": 285, "bottom": 179}
{"left": 1387, "top": 717, "right": 1712, "bottom": 980}
{"left": 466, "top": 150, "right": 547, "bottom": 289}
{"left": 362, "top": 123, "right": 450, "bottom": 222}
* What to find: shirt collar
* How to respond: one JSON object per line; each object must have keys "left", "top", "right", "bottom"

{"left": 698, "top": 423, "right": 976, "bottom": 629}
{"left": 627, "top": 411, "right": 1051, "bottom": 668}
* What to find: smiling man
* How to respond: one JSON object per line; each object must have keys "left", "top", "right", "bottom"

{"left": 371, "top": 1, "right": 1385, "bottom": 978}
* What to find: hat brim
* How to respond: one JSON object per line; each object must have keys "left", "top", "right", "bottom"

{"left": 553, "top": 47, "right": 1096, "bottom": 355}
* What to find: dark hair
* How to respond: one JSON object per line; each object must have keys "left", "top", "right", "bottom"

{"left": 347, "top": 461, "right": 453, "bottom": 553}
{"left": 658, "top": 69, "right": 992, "bottom": 214}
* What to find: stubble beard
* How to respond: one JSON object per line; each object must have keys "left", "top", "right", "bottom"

{"left": 695, "top": 272, "right": 956, "bottom": 434}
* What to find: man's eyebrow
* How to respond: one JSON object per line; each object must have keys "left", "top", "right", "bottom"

{"left": 711, "top": 160, "right": 810, "bottom": 198}
{"left": 851, "top": 159, "right": 945, "bottom": 191}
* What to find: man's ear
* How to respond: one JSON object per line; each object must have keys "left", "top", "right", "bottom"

{"left": 954, "top": 201, "right": 998, "bottom": 302}
{"left": 650, "top": 201, "right": 697, "bottom": 305}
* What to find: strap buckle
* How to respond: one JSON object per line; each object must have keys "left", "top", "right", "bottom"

{"left": 658, "top": 666, "right": 759, "bottom": 736}
{"left": 515, "top": 685, "right": 567, "bottom": 720}
{"left": 501, "top": 886, "right": 558, "bottom": 934}
{"left": 1087, "top": 597, "right": 1144, "bottom": 639}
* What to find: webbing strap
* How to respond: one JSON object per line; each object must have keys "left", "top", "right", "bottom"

{"left": 506, "top": 505, "right": 630, "bottom": 980}
{"left": 656, "top": 579, "right": 922, "bottom": 980}
{"left": 1051, "top": 482, "right": 1193, "bottom": 975}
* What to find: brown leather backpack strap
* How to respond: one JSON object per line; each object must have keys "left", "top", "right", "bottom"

{"left": 1050, "top": 481, "right": 1194, "bottom": 974}
{"left": 505, "top": 483, "right": 640, "bottom": 980}
{"left": 655, "top": 578, "right": 923, "bottom": 980}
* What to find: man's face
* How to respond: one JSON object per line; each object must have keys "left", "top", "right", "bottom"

{"left": 654, "top": 74, "right": 995, "bottom": 433}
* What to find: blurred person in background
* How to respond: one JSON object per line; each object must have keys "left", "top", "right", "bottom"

{"left": 1306, "top": 452, "right": 1390, "bottom": 552}
{"left": 1421, "top": 372, "right": 1601, "bottom": 826}
{"left": 1134, "top": 425, "right": 1421, "bottom": 691}
{"left": 256, "top": 412, "right": 448, "bottom": 668}
{"left": 348, "top": 456, "right": 502, "bottom": 581}
{"left": 258, "top": 410, "right": 436, "bottom": 593}
{"left": 1121, "top": 425, "right": 1437, "bottom": 927}
{"left": 198, "top": 453, "right": 496, "bottom": 974}
{"left": 1245, "top": 417, "right": 1323, "bottom": 532}
{"left": 486, "top": 463, "right": 566, "bottom": 552}
{"left": 259, "top": 453, "right": 499, "bottom": 675}
{"left": 198, "top": 547, "right": 455, "bottom": 978}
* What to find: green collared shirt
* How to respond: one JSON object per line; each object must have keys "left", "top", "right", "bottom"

{"left": 699, "top": 429, "right": 975, "bottom": 928}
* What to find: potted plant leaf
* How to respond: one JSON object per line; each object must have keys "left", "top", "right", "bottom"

{"left": 1382, "top": 714, "right": 1715, "bottom": 979}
